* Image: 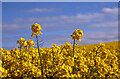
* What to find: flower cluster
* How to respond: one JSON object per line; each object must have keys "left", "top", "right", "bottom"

{"left": 1, "top": 41, "right": 120, "bottom": 78}
{"left": 17, "top": 38, "right": 27, "bottom": 47}
{"left": 17, "top": 38, "right": 35, "bottom": 49}
{"left": 31, "top": 23, "right": 43, "bottom": 38}
{"left": 70, "top": 29, "right": 83, "bottom": 42}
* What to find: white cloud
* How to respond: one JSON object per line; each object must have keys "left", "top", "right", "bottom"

{"left": 2, "top": 23, "right": 32, "bottom": 30}
{"left": 88, "top": 21, "right": 118, "bottom": 28}
{"left": 4, "top": 7, "right": 118, "bottom": 32}
{"left": 14, "top": 7, "right": 117, "bottom": 26}
{"left": 102, "top": 8, "right": 118, "bottom": 14}
{"left": 85, "top": 30, "right": 118, "bottom": 41}
{"left": 76, "top": 30, "right": 118, "bottom": 45}
{"left": 43, "top": 29, "right": 118, "bottom": 47}
{"left": 13, "top": 12, "right": 105, "bottom": 28}
{"left": 26, "top": 8, "right": 58, "bottom": 13}
{"left": 3, "top": 24, "right": 21, "bottom": 29}
{"left": 3, "top": 7, "right": 118, "bottom": 41}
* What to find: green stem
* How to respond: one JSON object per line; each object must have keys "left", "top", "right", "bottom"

{"left": 60, "top": 47, "right": 64, "bottom": 54}
{"left": 36, "top": 35, "right": 40, "bottom": 56}
{"left": 73, "top": 39, "right": 75, "bottom": 74}
{"left": 96, "top": 46, "right": 101, "bottom": 56}
{"left": 36, "top": 35, "right": 43, "bottom": 77}
{"left": 20, "top": 46, "right": 21, "bottom": 55}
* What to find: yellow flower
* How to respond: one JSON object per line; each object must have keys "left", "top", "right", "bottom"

{"left": 24, "top": 41, "right": 28, "bottom": 47}
{"left": 100, "top": 42, "right": 105, "bottom": 47}
{"left": 31, "top": 33, "right": 34, "bottom": 38}
{"left": 31, "top": 23, "right": 43, "bottom": 38}
{"left": 78, "top": 39, "right": 81, "bottom": 42}
{"left": 14, "top": 47, "right": 18, "bottom": 51}
{"left": 20, "top": 37, "right": 25, "bottom": 42}
{"left": 17, "top": 37, "right": 27, "bottom": 47}
{"left": 27, "top": 39, "right": 35, "bottom": 48}
{"left": 64, "top": 42, "right": 71, "bottom": 49}
{"left": 52, "top": 44, "right": 57, "bottom": 47}
{"left": 76, "top": 43, "right": 78, "bottom": 46}
{"left": 70, "top": 29, "right": 83, "bottom": 42}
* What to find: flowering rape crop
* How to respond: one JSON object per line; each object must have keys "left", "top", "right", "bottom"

{"left": 1, "top": 23, "right": 120, "bottom": 78}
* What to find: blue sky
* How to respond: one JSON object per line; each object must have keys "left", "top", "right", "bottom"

{"left": 2, "top": 2, "right": 118, "bottom": 50}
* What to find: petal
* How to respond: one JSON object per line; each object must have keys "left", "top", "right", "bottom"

{"left": 78, "top": 39, "right": 81, "bottom": 42}
{"left": 39, "top": 31, "right": 43, "bottom": 34}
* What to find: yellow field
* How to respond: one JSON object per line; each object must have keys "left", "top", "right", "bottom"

{"left": 1, "top": 41, "right": 120, "bottom": 78}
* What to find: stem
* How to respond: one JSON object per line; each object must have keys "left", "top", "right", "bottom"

{"left": 60, "top": 47, "right": 64, "bottom": 54}
{"left": 20, "top": 46, "right": 21, "bottom": 55}
{"left": 73, "top": 39, "right": 75, "bottom": 74}
{"left": 36, "top": 35, "right": 43, "bottom": 77}
{"left": 36, "top": 35, "right": 40, "bottom": 56}
{"left": 73, "top": 39, "right": 75, "bottom": 57}
{"left": 96, "top": 46, "right": 101, "bottom": 56}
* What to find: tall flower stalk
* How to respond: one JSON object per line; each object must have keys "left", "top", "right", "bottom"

{"left": 36, "top": 35, "right": 43, "bottom": 77}
{"left": 70, "top": 29, "right": 83, "bottom": 75}
{"left": 72, "top": 39, "right": 75, "bottom": 74}
{"left": 31, "top": 23, "right": 43, "bottom": 77}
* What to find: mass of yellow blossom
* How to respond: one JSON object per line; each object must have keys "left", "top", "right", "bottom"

{"left": 1, "top": 23, "right": 120, "bottom": 78}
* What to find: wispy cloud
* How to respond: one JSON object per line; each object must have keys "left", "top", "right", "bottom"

{"left": 102, "top": 7, "right": 118, "bottom": 14}
{"left": 88, "top": 21, "right": 118, "bottom": 28}
{"left": 3, "top": 7, "right": 118, "bottom": 32}
{"left": 11, "top": 13, "right": 106, "bottom": 30}
{"left": 3, "top": 23, "right": 32, "bottom": 30}
{"left": 21, "top": 12, "right": 105, "bottom": 23}
{"left": 43, "top": 29, "right": 118, "bottom": 47}
{"left": 26, "top": 8, "right": 58, "bottom": 13}
{"left": 85, "top": 30, "right": 118, "bottom": 41}
{"left": 3, "top": 24, "right": 22, "bottom": 30}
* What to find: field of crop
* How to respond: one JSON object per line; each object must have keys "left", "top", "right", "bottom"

{"left": 1, "top": 23, "right": 120, "bottom": 78}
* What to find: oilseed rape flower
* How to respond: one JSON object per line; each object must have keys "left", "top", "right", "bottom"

{"left": 64, "top": 42, "right": 72, "bottom": 49}
{"left": 1, "top": 41, "right": 120, "bottom": 78}
{"left": 17, "top": 37, "right": 27, "bottom": 47}
{"left": 70, "top": 29, "right": 83, "bottom": 42}
{"left": 100, "top": 42, "right": 105, "bottom": 47}
{"left": 27, "top": 39, "right": 35, "bottom": 48}
{"left": 31, "top": 23, "right": 42, "bottom": 38}
{"left": 13, "top": 47, "right": 18, "bottom": 51}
